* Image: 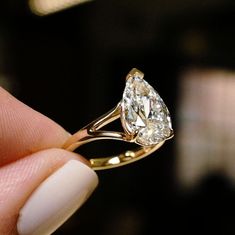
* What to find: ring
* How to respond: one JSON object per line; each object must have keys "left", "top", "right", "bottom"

{"left": 63, "top": 68, "right": 174, "bottom": 170}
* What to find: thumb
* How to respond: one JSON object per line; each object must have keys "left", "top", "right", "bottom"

{"left": 0, "top": 148, "right": 98, "bottom": 235}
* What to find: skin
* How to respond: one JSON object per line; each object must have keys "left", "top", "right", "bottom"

{"left": 0, "top": 87, "right": 87, "bottom": 235}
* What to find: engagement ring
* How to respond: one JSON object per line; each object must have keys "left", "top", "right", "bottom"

{"left": 63, "top": 68, "right": 173, "bottom": 170}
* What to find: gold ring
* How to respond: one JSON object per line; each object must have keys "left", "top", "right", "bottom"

{"left": 63, "top": 68, "right": 174, "bottom": 170}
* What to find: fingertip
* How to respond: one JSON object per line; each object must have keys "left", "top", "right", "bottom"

{"left": 0, "top": 86, "right": 73, "bottom": 165}
{"left": 0, "top": 148, "right": 97, "bottom": 235}
{"left": 17, "top": 160, "right": 98, "bottom": 235}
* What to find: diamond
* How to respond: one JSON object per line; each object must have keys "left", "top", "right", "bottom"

{"left": 121, "top": 72, "right": 173, "bottom": 146}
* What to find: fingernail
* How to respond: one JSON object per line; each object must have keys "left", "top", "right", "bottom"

{"left": 17, "top": 160, "right": 98, "bottom": 235}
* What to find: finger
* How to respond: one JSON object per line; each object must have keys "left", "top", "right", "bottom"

{"left": 0, "top": 87, "right": 70, "bottom": 166}
{"left": 0, "top": 148, "right": 98, "bottom": 235}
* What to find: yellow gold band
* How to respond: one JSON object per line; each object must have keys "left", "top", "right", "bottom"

{"left": 63, "top": 103, "right": 166, "bottom": 170}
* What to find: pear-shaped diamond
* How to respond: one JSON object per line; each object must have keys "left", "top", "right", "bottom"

{"left": 121, "top": 73, "right": 173, "bottom": 146}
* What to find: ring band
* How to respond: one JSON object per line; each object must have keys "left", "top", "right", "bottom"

{"left": 63, "top": 68, "right": 174, "bottom": 170}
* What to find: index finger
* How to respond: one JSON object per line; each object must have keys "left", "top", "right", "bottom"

{"left": 0, "top": 87, "right": 70, "bottom": 166}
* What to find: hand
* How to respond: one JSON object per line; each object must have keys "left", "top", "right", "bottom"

{"left": 0, "top": 87, "right": 98, "bottom": 235}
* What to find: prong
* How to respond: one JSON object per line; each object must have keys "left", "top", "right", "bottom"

{"left": 166, "top": 129, "right": 174, "bottom": 140}
{"left": 126, "top": 68, "right": 144, "bottom": 80}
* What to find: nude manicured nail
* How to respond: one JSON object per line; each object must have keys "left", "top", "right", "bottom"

{"left": 17, "top": 160, "right": 98, "bottom": 235}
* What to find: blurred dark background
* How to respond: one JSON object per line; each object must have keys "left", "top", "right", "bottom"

{"left": 1, "top": 0, "right": 235, "bottom": 234}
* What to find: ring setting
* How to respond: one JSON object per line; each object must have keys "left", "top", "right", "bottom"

{"left": 63, "top": 68, "right": 173, "bottom": 170}
{"left": 121, "top": 69, "right": 173, "bottom": 146}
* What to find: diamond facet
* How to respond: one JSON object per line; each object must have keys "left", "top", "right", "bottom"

{"left": 121, "top": 73, "right": 173, "bottom": 146}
